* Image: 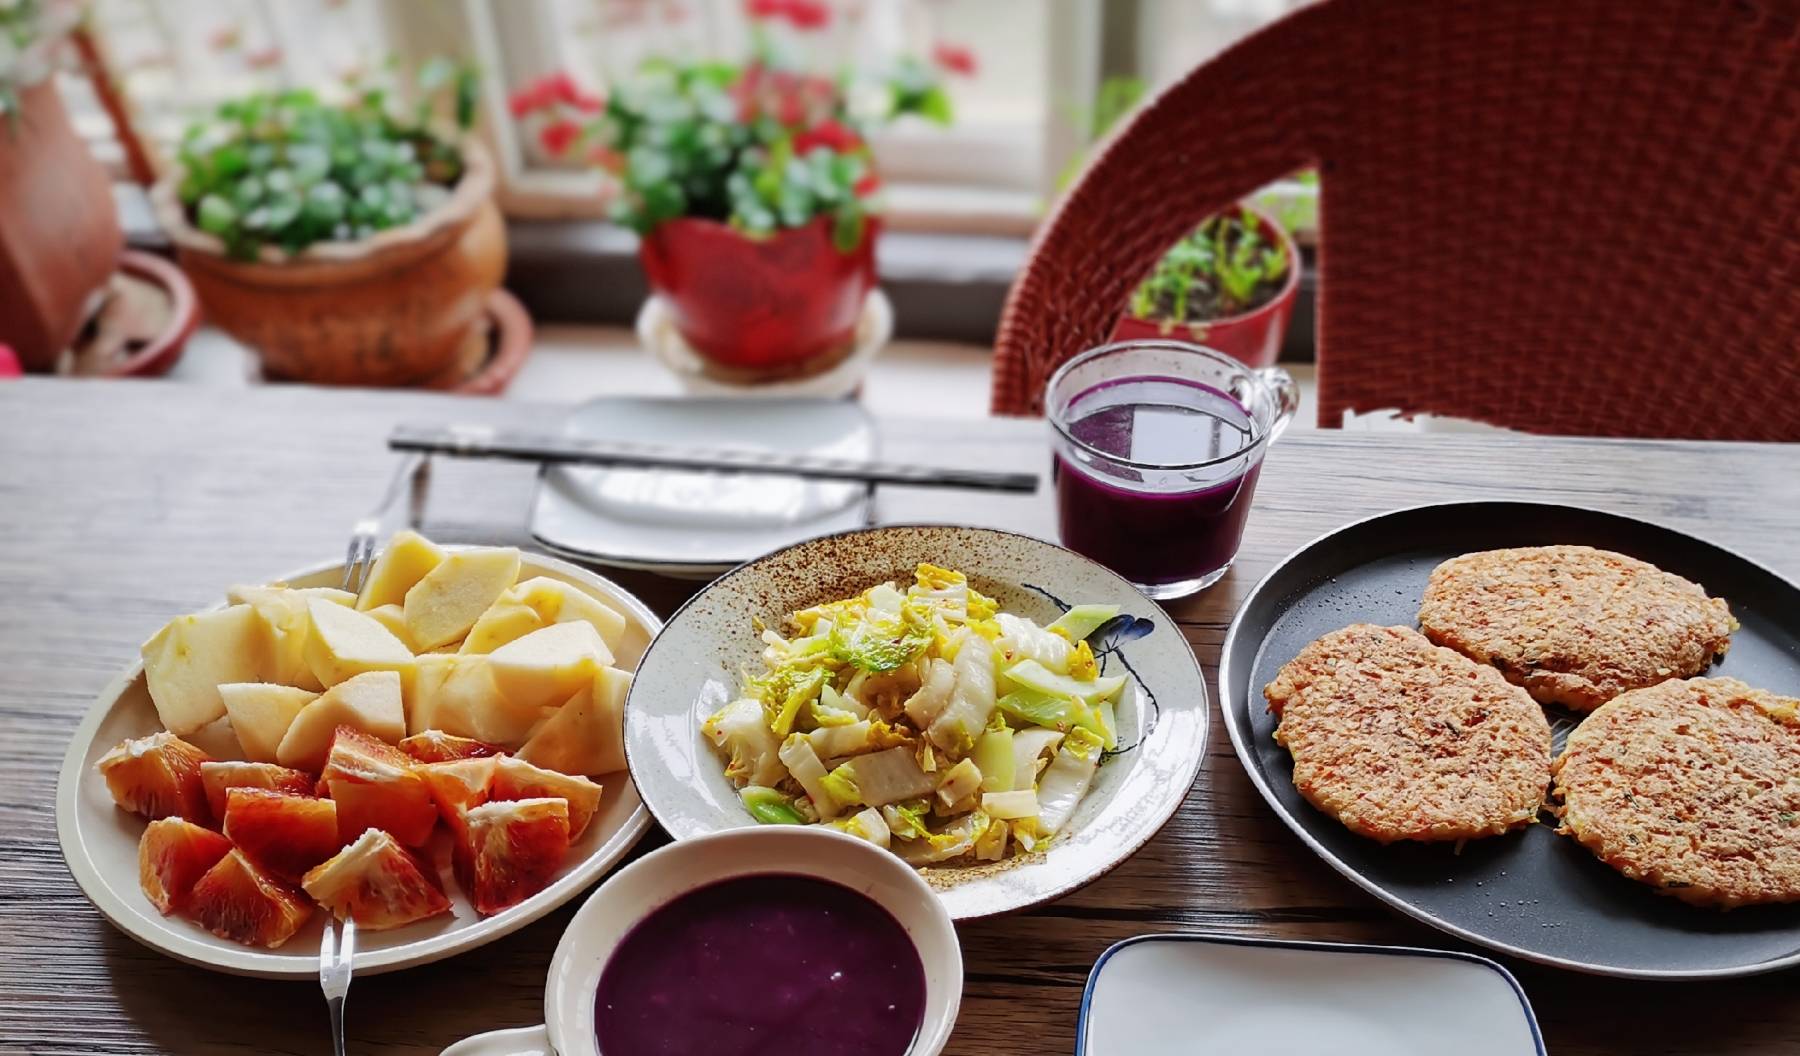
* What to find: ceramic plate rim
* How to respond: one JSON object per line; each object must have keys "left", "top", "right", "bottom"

{"left": 1075, "top": 932, "right": 1546, "bottom": 1056}
{"left": 1219, "top": 499, "right": 1800, "bottom": 980}
{"left": 622, "top": 522, "right": 1210, "bottom": 920}
{"left": 54, "top": 548, "right": 660, "bottom": 979}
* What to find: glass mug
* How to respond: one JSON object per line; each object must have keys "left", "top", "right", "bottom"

{"left": 1047, "top": 340, "right": 1300, "bottom": 600}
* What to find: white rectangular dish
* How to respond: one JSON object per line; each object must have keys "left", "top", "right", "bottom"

{"left": 1079, "top": 933, "right": 1544, "bottom": 1056}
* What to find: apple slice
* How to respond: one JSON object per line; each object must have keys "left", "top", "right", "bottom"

{"left": 363, "top": 603, "right": 415, "bottom": 650}
{"left": 460, "top": 600, "right": 544, "bottom": 655}
{"left": 409, "top": 653, "right": 542, "bottom": 747}
{"left": 227, "top": 586, "right": 343, "bottom": 691}
{"left": 276, "top": 670, "right": 405, "bottom": 771}
{"left": 512, "top": 577, "right": 628, "bottom": 653}
{"left": 304, "top": 598, "right": 416, "bottom": 695}
{"left": 518, "top": 666, "right": 631, "bottom": 777}
{"left": 491, "top": 755, "right": 603, "bottom": 839}
{"left": 488, "top": 621, "right": 612, "bottom": 714}
{"left": 356, "top": 530, "right": 444, "bottom": 611}
{"left": 141, "top": 605, "right": 268, "bottom": 735}
{"left": 219, "top": 682, "right": 318, "bottom": 763}
{"left": 403, "top": 547, "right": 522, "bottom": 651}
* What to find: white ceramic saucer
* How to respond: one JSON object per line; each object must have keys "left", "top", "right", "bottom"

{"left": 529, "top": 396, "right": 876, "bottom": 578}
{"left": 1078, "top": 933, "right": 1545, "bottom": 1055}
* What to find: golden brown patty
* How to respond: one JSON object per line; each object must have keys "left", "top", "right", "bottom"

{"left": 1265, "top": 624, "right": 1552, "bottom": 844}
{"left": 1552, "top": 677, "right": 1800, "bottom": 909}
{"left": 1418, "top": 545, "right": 1735, "bottom": 712}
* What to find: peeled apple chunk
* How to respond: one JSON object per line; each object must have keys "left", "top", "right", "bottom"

{"left": 303, "top": 599, "right": 417, "bottom": 693}
{"left": 460, "top": 600, "right": 543, "bottom": 655}
{"left": 518, "top": 666, "right": 631, "bottom": 777}
{"left": 403, "top": 547, "right": 522, "bottom": 651}
{"left": 141, "top": 605, "right": 267, "bottom": 735}
{"left": 487, "top": 621, "right": 612, "bottom": 713}
{"left": 363, "top": 604, "right": 415, "bottom": 650}
{"left": 228, "top": 585, "right": 349, "bottom": 691}
{"left": 461, "top": 578, "right": 629, "bottom": 655}
{"left": 410, "top": 654, "right": 543, "bottom": 746}
{"left": 356, "top": 530, "right": 444, "bottom": 611}
{"left": 276, "top": 670, "right": 405, "bottom": 771}
{"left": 219, "top": 683, "right": 318, "bottom": 764}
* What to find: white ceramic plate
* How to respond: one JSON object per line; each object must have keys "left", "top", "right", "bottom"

{"left": 530, "top": 397, "right": 876, "bottom": 578}
{"left": 54, "top": 549, "right": 660, "bottom": 979}
{"left": 623, "top": 524, "right": 1210, "bottom": 920}
{"left": 1078, "top": 934, "right": 1545, "bottom": 1056}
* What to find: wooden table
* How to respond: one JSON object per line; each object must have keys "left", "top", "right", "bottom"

{"left": 5, "top": 377, "right": 1798, "bottom": 1055}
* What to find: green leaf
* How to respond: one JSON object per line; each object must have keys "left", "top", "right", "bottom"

{"left": 196, "top": 195, "right": 238, "bottom": 237}
{"left": 832, "top": 207, "right": 866, "bottom": 253}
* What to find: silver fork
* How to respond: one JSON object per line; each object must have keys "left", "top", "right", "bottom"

{"left": 319, "top": 452, "right": 428, "bottom": 1056}
{"left": 320, "top": 914, "right": 358, "bottom": 1056}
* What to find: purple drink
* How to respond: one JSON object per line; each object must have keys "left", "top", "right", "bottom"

{"left": 1047, "top": 343, "right": 1296, "bottom": 599}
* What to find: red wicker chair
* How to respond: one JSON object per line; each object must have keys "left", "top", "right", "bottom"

{"left": 992, "top": 0, "right": 1800, "bottom": 440}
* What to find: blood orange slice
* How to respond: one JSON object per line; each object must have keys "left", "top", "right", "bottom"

{"left": 222, "top": 788, "right": 342, "bottom": 882}
{"left": 187, "top": 849, "right": 314, "bottom": 948}
{"left": 97, "top": 731, "right": 213, "bottom": 824}
{"left": 491, "top": 756, "right": 603, "bottom": 839}
{"left": 138, "top": 817, "right": 233, "bottom": 914}
{"left": 417, "top": 756, "right": 499, "bottom": 833}
{"left": 320, "top": 726, "right": 438, "bottom": 846}
{"left": 456, "top": 797, "right": 571, "bottom": 916}
{"left": 399, "top": 730, "right": 504, "bottom": 764}
{"left": 199, "top": 760, "right": 313, "bottom": 820}
{"left": 302, "top": 828, "right": 452, "bottom": 930}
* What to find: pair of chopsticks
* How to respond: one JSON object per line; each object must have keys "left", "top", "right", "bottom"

{"left": 388, "top": 423, "right": 1040, "bottom": 494}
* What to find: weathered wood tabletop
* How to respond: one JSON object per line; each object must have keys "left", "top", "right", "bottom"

{"left": 5, "top": 378, "right": 1799, "bottom": 1056}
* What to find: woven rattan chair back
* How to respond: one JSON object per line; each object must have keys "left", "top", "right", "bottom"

{"left": 991, "top": 0, "right": 1800, "bottom": 439}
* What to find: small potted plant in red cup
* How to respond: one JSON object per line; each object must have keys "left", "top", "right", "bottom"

{"left": 511, "top": 0, "right": 971, "bottom": 376}
{"left": 1112, "top": 205, "right": 1299, "bottom": 370}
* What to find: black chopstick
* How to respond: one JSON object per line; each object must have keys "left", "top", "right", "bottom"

{"left": 388, "top": 423, "right": 1041, "bottom": 494}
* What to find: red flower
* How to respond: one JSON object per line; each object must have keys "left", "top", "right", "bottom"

{"left": 244, "top": 46, "right": 283, "bottom": 71}
{"left": 549, "top": 71, "right": 605, "bottom": 113}
{"left": 776, "top": 92, "right": 806, "bottom": 127}
{"left": 746, "top": 0, "right": 830, "bottom": 30}
{"left": 793, "top": 118, "right": 861, "bottom": 155}
{"left": 853, "top": 172, "right": 880, "bottom": 197}
{"left": 509, "top": 80, "right": 552, "bottom": 117}
{"left": 932, "top": 41, "right": 978, "bottom": 76}
{"left": 539, "top": 119, "right": 583, "bottom": 157}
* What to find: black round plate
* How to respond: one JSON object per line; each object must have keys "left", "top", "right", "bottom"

{"left": 1220, "top": 501, "right": 1800, "bottom": 978}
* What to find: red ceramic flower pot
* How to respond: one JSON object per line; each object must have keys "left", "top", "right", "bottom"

{"left": 1111, "top": 206, "right": 1299, "bottom": 370}
{"left": 638, "top": 215, "right": 877, "bottom": 370}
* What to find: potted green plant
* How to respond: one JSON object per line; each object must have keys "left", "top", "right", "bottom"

{"left": 150, "top": 62, "right": 509, "bottom": 387}
{"left": 0, "top": 0, "right": 125, "bottom": 372}
{"left": 510, "top": 0, "right": 969, "bottom": 373}
{"left": 1112, "top": 206, "right": 1299, "bottom": 369}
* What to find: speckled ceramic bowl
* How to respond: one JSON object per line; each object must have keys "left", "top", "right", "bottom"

{"left": 623, "top": 525, "right": 1210, "bottom": 919}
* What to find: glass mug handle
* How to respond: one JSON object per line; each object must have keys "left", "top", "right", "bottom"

{"left": 1254, "top": 366, "right": 1301, "bottom": 442}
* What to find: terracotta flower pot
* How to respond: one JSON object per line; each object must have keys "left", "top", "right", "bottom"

{"left": 0, "top": 81, "right": 125, "bottom": 372}
{"left": 638, "top": 215, "right": 877, "bottom": 370}
{"left": 1111, "top": 206, "right": 1299, "bottom": 370}
{"left": 150, "top": 143, "right": 507, "bottom": 387}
